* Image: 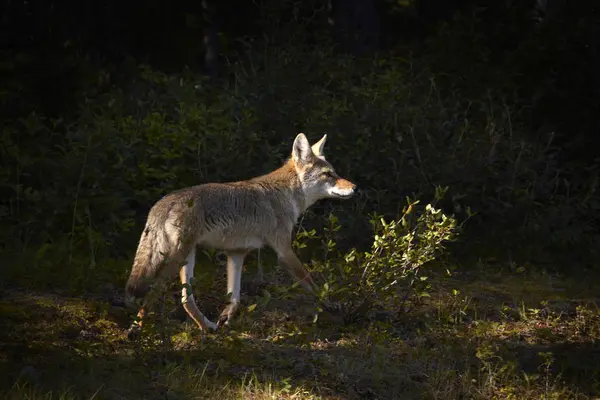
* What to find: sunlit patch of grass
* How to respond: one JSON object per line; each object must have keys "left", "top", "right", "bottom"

{"left": 3, "top": 371, "right": 322, "bottom": 400}
{"left": 160, "top": 364, "right": 322, "bottom": 400}
{"left": 2, "top": 383, "right": 81, "bottom": 400}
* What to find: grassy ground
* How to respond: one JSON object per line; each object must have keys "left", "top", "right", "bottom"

{"left": 1, "top": 261, "right": 600, "bottom": 400}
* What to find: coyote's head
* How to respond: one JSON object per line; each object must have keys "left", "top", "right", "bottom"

{"left": 291, "top": 133, "right": 357, "bottom": 205}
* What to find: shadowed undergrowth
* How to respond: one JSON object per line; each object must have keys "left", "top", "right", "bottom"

{"left": 2, "top": 263, "right": 599, "bottom": 399}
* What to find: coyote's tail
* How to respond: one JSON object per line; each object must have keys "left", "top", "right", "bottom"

{"left": 125, "top": 224, "right": 168, "bottom": 308}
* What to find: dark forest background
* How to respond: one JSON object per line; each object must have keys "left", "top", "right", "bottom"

{"left": 2, "top": 0, "right": 599, "bottom": 288}
{"left": 2, "top": 1, "right": 600, "bottom": 399}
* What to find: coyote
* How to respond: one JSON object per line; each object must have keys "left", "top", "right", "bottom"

{"left": 125, "top": 133, "right": 356, "bottom": 336}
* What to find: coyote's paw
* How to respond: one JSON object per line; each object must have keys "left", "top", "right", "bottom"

{"left": 217, "top": 314, "right": 230, "bottom": 329}
{"left": 204, "top": 319, "right": 218, "bottom": 331}
{"left": 217, "top": 301, "right": 240, "bottom": 328}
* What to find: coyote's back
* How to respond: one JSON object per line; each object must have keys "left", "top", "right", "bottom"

{"left": 125, "top": 133, "right": 356, "bottom": 337}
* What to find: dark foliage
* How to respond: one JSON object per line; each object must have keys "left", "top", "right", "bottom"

{"left": 1, "top": 0, "right": 599, "bottom": 291}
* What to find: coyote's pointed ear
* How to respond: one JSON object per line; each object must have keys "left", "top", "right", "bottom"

{"left": 292, "top": 133, "right": 313, "bottom": 163}
{"left": 311, "top": 134, "right": 327, "bottom": 158}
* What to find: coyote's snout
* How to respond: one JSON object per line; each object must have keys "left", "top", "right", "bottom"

{"left": 125, "top": 133, "right": 356, "bottom": 336}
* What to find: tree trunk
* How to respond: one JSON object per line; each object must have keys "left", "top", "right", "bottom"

{"left": 202, "top": 0, "right": 219, "bottom": 78}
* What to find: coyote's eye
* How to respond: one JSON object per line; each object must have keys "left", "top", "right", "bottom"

{"left": 322, "top": 170, "right": 334, "bottom": 178}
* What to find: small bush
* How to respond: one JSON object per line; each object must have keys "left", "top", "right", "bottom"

{"left": 295, "top": 187, "right": 461, "bottom": 320}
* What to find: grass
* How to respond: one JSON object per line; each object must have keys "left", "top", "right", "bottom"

{"left": 1, "top": 261, "right": 599, "bottom": 400}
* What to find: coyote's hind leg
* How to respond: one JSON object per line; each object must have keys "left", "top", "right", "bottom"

{"left": 180, "top": 247, "right": 218, "bottom": 332}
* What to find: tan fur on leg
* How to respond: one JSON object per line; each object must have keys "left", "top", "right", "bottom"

{"left": 278, "top": 248, "right": 317, "bottom": 294}
{"left": 179, "top": 252, "right": 217, "bottom": 331}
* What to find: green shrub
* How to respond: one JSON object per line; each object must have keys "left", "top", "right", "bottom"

{"left": 294, "top": 187, "right": 461, "bottom": 320}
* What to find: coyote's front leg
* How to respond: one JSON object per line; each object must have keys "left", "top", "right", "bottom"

{"left": 277, "top": 248, "right": 318, "bottom": 294}
{"left": 217, "top": 252, "right": 246, "bottom": 328}
{"left": 276, "top": 244, "right": 336, "bottom": 311}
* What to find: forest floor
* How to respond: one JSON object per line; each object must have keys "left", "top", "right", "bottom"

{"left": 1, "top": 262, "right": 600, "bottom": 400}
